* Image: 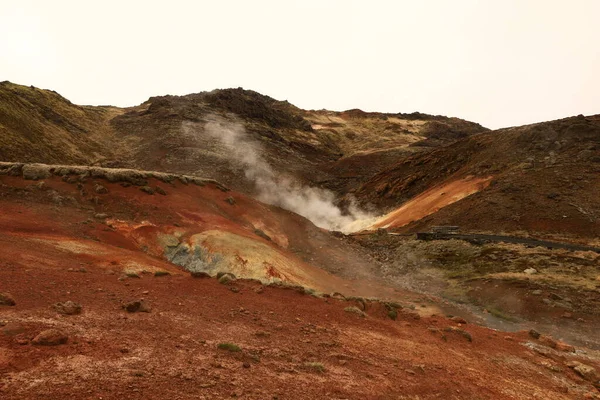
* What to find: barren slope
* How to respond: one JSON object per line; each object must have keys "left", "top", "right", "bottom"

{"left": 1, "top": 164, "right": 599, "bottom": 399}
{"left": 0, "top": 82, "right": 123, "bottom": 165}
{"left": 0, "top": 82, "right": 486, "bottom": 197}
{"left": 355, "top": 114, "right": 600, "bottom": 240}
{"left": 0, "top": 162, "right": 394, "bottom": 295}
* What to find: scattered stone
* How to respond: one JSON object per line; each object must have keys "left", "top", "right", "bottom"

{"left": 443, "top": 327, "right": 473, "bottom": 342}
{"left": 567, "top": 361, "right": 598, "bottom": 381}
{"left": 539, "top": 335, "right": 557, "bottom": 349}
{"left": 229, "top": 287, "right": 240, "bottom": 293}
{"left": 190, "top": 271, "right": 211, "bottom": 279}
{"left": 123, "top": 300, "right": 151, "bottom": 313}
{"left": 331, "top": 292, "right": 346, "bottom": 300}
{"left": 344, "top": 306, "right": 366, "bottom": 318}
{"left": 556, "top": 341, "right": 576, "bottom": 352}
{"left": 22, "top": 164, "right": 51, "bottom": 180}
{"left": 451, "top": 316, "right": 467, "bottom": 324}
{"left": 217, "top": 273, "right": 236, "bottom": 285}
{"left": 253, "top": 229, "right": 272, "bottom": 241}
{"left": 387, "top": 309, "right": 398, "bottom": 320}
{"left": 53, "top": 301, "right": 82, "bottom": 315}
{"left": 401, "top": 309, "right": 421, "bottom": 320}
{"left": 140, "top": 186, "right": 155, "bottom": 195}
{"left": 561, "top": 312, "right": 573, "bottom": 319}
{"left": 353, "top": 298, "right": 366, "bottom": 311}
{"left": 254, "top": 286, "right": 264, "bottom": 294}
{"left": 549, "top": 292, "right": 563, "bottom": 301}
{"left": 225, "top": 196, "right": 236, "bottom": 205}
{"left": 62, "top": 175, "right": 78, "bottom": 184}
{"left": 94, "top": 184, "right": 108, "bottom": 194}
{"left": 154, "top": 270, "right": 171, "bottom": 277}
{"left": 528, "top": 329, "right": 541, "bottom": 339}
{"left": 0, "top": 292, "right": 16, "bottom": 306}
{"left": 124, "top": 270, "right": 141, "bottom": 278}
{"left": 523, "top": 268, "right": 538, "bottom": 275}
{"left": 532, "top": 290, "right": 542, "bottom": 296}
{"left": 120, "top": 348, "right": 130, "bottom": 354}
{"left": 16, "top": 338, "right": 29, "bottom": 345}
{"left": 94, "top": 213, "right": 109, "bottom": 219}
{"left": 2, "top": 322, "right": 25, "bottom": 336}
{"left": 242, "top": 362, "right": 251, "bottom": 368}
{"left": 154, "top": 186, "right": 167, "bottom": 195}
{"left": 32, "top": 329, "right": 68, "bottom": 346}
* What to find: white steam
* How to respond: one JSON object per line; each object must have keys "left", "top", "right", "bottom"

{"left": 182, "top": 115, "right": 376, "bottom": 233}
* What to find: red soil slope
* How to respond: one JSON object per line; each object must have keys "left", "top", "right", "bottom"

{"left": 0, "top": 169, "right": 366, "bottom": 291}
{"left": 3, "top": 253, "right": 600, "bottom": 399}
{"left": 1, "top": 168, "right": 599, "bottom": 398}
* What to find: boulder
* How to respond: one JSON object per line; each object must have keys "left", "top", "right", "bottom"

{"left": 0, "top": 292, "right": 16, "bottom": 306}
{"left": 568, "top": 361, "right": 598, "bottom": 381}
{"left": 555, "top": 341, "right": 575, "bottom": 352}
{"left": 190, "top": 271, "right": 211, "bottom": 279}
{"left": 53, "top": 301, "right": 82, "bottom": 315}
{"left": 94, "top": 184, "right": 108, "bottom": 194}
{"left": 123, "top": 300, "right": 151, "bottom": 313}
{"left": 218, "top": 273, "right": 236, "bottom": 284}
{"left": 451, "top": 316, "right": 467, "bottom": 324}
{"left": 32, "top": 329, "right": 68, "bottom": 346}
{"left": 528, "top": 329, "right": 541, "bottom": 339}
{"left": 140, "top": 186, "right": 155, "bottom": 195}
{"left": 523, "top": 268, "right": 538, "bottom": 275}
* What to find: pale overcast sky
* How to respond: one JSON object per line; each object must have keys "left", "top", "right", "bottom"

{"left": 1, "top": 0, "right": 599, "bottom": 129}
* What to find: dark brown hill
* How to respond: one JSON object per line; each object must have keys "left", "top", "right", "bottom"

{"left": 0, "top": 81, "right": 486, "bottom": 196}
{"left": 354, "top": 114, "right": 600, "bottom": 240}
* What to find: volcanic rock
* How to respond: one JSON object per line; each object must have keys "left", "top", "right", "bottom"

{"left": 0, "top": 292, "right": 16, "bottom": 306}
{"left": 53, "top": 301, "right": 82, "bottom": 315}
{"left": 123, "top": 300, "right": 151, "bottom": 313}
{"left": 32, "top": 329, "right": 68, "bottom": 346}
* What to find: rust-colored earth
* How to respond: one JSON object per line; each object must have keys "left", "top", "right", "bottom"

{"left": 1, "top": 170, "right": 599, "bottom": 399}
{"left": 369, "top": 176, "right": 492, "bottom": 230}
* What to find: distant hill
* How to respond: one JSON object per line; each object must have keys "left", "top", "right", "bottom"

{"left": 4, "top": 80, "right": 599, "bottom": 240}
{"left": 353, "top": 114, "right": 600, "bottom": 240}
{"left": 0, "top": 81, "right": 486, "bottom": 196}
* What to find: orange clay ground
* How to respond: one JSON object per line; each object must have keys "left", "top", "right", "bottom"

{"left": 1, "top": 172, "right": 599, "bottom": 399}
{"left": 369, "top": 176, "right": 493, "bottom": 230}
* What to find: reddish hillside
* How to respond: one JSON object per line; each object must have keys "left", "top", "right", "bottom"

{"left": 0, "top": 162, "right": 391, "bottom": 294}
{"left": 1, "top": 165, "right": 599, "bottom": 399}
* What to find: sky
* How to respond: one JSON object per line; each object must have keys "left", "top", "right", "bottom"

{"left": 1, "top": 0, "right": 599, "bottom": 129}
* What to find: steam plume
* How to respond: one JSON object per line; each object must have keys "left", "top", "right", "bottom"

{"left": 182, "top": 115, "right": 375, "bottom": 232}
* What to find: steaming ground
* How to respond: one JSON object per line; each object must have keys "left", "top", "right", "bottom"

{"left": 182, "top": 115, "right": 377, "bottom": 233}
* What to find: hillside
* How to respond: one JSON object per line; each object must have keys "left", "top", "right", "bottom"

{"left": 0, "top": 81, "right": 486, "bottom": 197}
{"left": 1, "top": 163, "right": 599, "bottom": 399}
{"left": 2, "top": 82, "right": 600, "bottom": 398}
{"left": 0, "top": 81, "right": 122, "bottom": 165}
{"left": 355, "top": 114, "right": 600, "bottom": 240}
